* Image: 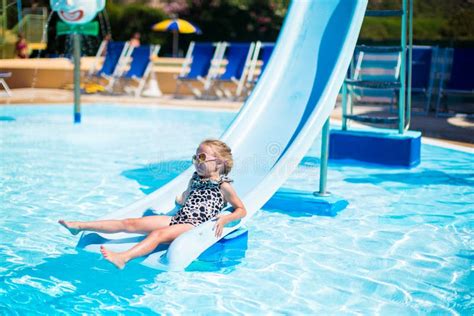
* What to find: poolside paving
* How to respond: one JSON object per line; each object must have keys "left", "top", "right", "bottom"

{"left": 1, "top": 88, "right": 473, "bottom": 148}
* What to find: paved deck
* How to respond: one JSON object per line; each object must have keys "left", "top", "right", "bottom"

{"left": 1, "top": 88, "right": 473, "bottom": 148}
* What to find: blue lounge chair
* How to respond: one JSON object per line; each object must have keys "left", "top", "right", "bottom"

{"left": 113, "top": 45, "right": 161, "bottom": 97}
{"left": 0, "top": 72, "right": 12, "bottom": 97}
{"left": 88, "top": 41, "right": 131, "bottom": 82}
{"left": 405, "top": 46, "right": 439, "bottom": 114}
{"left": 436, "top": 48, "right": 474, "bottom": 117}
{"left": 87, "top": 39, "right": 108, "bottom": 77}
{"left": 174, "top": 42, "right": 225, "bottom": 98}
{"left": 346, "top": 46, "right": 402, "bottom": 106}
{"left": 242, "top": 42, "right": 275, "bottom": 97}
{"left": 259, "top": 42, "right": 275, "bottom": 74}
{"left": 211, "top": 42, "right": 255, "bottom": 98}
{"left": 347, "top": 46, "right": 438, "bottom": 115}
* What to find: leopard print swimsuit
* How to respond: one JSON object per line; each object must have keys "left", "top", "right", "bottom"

{"left": 170, "top": 172, "right": 233, "bottom": 227}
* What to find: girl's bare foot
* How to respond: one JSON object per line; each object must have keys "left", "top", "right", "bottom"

{"left": 58, "top": 220, "right": 81, "bottom": 235}
{"left": 100, "top": 246, "right": 126, "bottom": 269}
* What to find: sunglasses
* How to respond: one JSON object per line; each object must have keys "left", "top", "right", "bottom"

{"left": 192, "top": 152, "right": 218, "bottom": 164}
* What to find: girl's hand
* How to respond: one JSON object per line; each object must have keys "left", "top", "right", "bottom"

{"left": 213, "top": 213, "right": 228, "bottom": 238}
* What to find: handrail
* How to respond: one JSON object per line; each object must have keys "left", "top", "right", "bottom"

{"left": 341, "top": 0, "right": 413, "bottom": 134}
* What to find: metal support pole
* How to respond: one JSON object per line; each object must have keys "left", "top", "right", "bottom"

{"left": 398, "top": 0, "right": 407, "bottom": 134}
{"left": 349, "top": 58, "right": 354, "bottom": 117}
{"left": 342, "top": 82, "right": 348, "bottom": 131}
{"left": 73, "top": 33, "right": 81, "bottom": 123}
{"left": 314, "top": 118, "right": 331, "bottom": 197}
{"left": 17, "top": 0, "right": 23, "bottom": 33}
{"left": 406, "top": 0, "right": 413, "bottom": 131}
{"left": 172, "top": 30, "right": 179, "bottom": 57}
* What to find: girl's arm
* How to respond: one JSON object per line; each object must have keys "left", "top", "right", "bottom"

{"left": 175, "top": 178, "right": 193, "bottom": 206}
{"left": 214, "top": 182, "right": 247, "bottom": 238}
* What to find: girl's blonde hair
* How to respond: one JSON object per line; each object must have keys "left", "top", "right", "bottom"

{"left": 200, "top": 139, "right": 233, "bottom": 175}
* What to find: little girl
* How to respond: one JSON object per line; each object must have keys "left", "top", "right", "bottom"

{"left": 59, "top": 139, "right": 247, "bottom": 269}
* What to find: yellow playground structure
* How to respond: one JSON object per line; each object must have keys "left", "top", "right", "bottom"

{"left": 0, "top": 1, "right": 48, "bottom": 58}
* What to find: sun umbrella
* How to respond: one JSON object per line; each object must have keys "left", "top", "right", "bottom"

{"left": 152, "top": 18, "right": 202, "bottom": 57}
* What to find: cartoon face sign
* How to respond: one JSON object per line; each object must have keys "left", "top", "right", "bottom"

{"left": 50, "top": 0, "right": 105, "bottom": 25}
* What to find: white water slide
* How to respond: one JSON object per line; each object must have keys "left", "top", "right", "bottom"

{"left": 78, "top": 0, "right": 368, "bottom": 270}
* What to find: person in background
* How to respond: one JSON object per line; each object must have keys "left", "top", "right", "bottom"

{"left": 129, "top": 32, "right": 141, "bottom": 47}
{"left": 15, "top": 33, "right": 29, "bottom": 59}
{"left": 101, "top": 33, "right": 112, "bottom": 57}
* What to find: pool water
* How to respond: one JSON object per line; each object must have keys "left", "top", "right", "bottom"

{"left": 1, "top": 105, "right": 472, "bottom": 314}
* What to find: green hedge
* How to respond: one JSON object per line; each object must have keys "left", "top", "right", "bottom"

{"left": 40, "top": 0, "right": 474, "bottom": 57}
{"left": 105, "top": 3, "right": 167, "bottom": 45}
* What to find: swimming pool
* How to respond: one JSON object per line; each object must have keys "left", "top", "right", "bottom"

{"left": 1, "top": 105, "right": 472, "bottom": 314}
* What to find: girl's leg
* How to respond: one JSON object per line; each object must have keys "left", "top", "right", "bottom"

{"left": 58, "top": 215, "right": 172, "bottom": 235}
{"left": 100, "top": 223, "right": 193, "bottom": 269}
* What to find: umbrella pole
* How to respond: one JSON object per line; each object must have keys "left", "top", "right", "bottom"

{"left": 172, "top": 30, "right": 179, "bottom": 57}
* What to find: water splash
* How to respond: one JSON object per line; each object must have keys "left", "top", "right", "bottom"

{"left": 29, "top": 11, "right": 55, "bottom": 102}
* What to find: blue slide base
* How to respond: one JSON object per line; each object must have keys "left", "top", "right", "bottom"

{"left": 329, "top": 129, "right": 422, "bottom": 168}
{"left": 263, "top": 188, "right": 348, "bottom": 217}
